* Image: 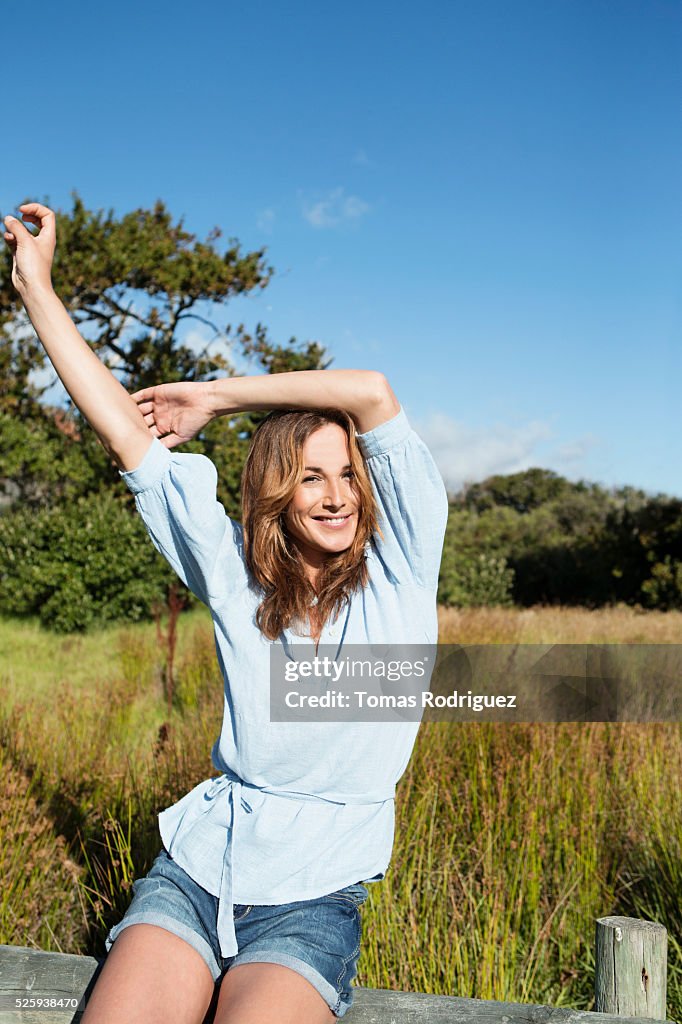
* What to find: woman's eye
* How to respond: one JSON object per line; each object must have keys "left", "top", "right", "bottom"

{"left": 302, "top": 473, "right": 353, "bottom": 483}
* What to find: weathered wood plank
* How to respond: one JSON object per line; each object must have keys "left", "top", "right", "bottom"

{"left": 346, "top": 989, "right": 674, "bottom": 1024}
{"left": 0, "top": 945, "right": 100, "bottom": 1024}
{"left": 0, "top": 944, "right": 674, "bottom": 1024}
{"left": 595, "top": 917, "right": 668, "bottom": 1021}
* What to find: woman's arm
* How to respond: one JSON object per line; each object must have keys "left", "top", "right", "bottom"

{"left": 3, "top": 203, "right": 152, "bottom": 472}
{"left": 130, "top": 368, "right": 401, "bottom": 452}
{"left": 207, "top": 370, "right": 401, "bottom": 433}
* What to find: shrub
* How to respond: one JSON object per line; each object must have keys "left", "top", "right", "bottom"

{"left": 0, "top": 490, "right": 189, "bottom": 632}
{"left": 641, "top": 556, "right": 682, "bottom": 611}
{"left": 439, "top": 552, "right": 515, "bottom": 608}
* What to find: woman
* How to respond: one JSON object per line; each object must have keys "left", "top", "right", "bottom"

{"left": 4, "top": 203, "right": 449, "bottom": 1024}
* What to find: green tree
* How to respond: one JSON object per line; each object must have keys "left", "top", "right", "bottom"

{"left": 604, "top": 493, "right": 682, "bottom": 606}
{"left": 440, "top": 471, "right": 682, "bottom": 611}
{"left": 0, "top": 192, "right": 330, "bottom": 516}
{"left": 460, "top": 467, "right": 573, "bottom": 515}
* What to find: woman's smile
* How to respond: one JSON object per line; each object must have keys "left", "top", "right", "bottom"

{"left": 311, "top": 513, "right": 354, "bottom": 529}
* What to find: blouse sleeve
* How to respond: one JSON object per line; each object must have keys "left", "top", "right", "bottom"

{"left": 356, "top": 406, "right": 449, "bottom": 590}
{"left": 119, "top": 437, "right": 245, "bottom": 606}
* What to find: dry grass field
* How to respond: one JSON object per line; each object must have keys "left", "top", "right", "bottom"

{"left": 0, "top": 604, "right": 679, "bottom": 1014}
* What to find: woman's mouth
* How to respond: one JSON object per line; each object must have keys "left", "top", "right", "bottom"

{"left": 312, "top": 514, "right": 353, "bottom": 530}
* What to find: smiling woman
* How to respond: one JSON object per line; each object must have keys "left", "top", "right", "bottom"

{"left": 4, "top": 201, "right": 449, "bottom": 1024}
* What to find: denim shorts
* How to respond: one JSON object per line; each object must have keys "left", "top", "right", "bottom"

{"left": 104, "top": 848, "right": 369, "bottom": 1018}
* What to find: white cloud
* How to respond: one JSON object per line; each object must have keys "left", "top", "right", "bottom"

{"left": 411, "top": 411, "right": 600, "bottom": 495}
{"left": 300, "top": 187, "right": 370, "bottom": 229}
{"left": 352, "top": 148, "right": 374, "bottom": 167}
{"left": 552, "top": 436, "right": 600, "bottom": 467}
{"left": 257, "top": 208, "right": 275, "bottom": 233}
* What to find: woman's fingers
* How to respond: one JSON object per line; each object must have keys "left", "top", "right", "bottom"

{"left": 3, "top": 202, "right": 56, "bottom": 252}
{"left": 17, "top": 203, "right": 56, "bottom": 246}
{"left": 18, "top": 202, "right": 55, "bottom": 218}
{"left": 129, "top": 392, "right": 160, "bottom": 428}
{"left": 129, "top": 387, "right": 155, "bottom": 404}
{"left": 3, "top": 215, "right": 34, "bottom": 242}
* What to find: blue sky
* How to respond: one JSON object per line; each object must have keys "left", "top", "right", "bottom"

{"left": 3, "top": 0, "right": 680, "bottom": 497}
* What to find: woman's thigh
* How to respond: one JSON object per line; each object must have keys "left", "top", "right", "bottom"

{"left": 81, "top": 923, "right": 215, "bottom": 1024}
{"left": 214, "top": 962, "right": 335, "bottom": 1024}
{"left": 220, "top": 882, "right": 369, "bottom": 1020}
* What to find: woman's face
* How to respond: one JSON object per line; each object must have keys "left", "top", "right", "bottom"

{"left": 284, "top": 423, "right": 360, "bottom": 565}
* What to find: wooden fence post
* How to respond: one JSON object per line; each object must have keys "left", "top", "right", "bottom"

{"left": 595, "top": 916, "right": 667, "bottom": 1020}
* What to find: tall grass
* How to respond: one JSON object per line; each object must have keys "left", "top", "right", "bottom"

{"left": 361, "top": 721, "right": 679, "bottom": 1007}
{"left": 0, "top": 604, "right": 679, "bottom": 1016}
{"left": 0, "top": 745, "right": 85, "bottom": 951}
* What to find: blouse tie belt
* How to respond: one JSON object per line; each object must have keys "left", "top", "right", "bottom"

{"left": 197, "top": 767, "right": 396, "bottom": 960}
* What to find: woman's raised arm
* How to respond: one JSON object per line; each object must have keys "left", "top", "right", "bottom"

{"left": 207, "top": 370, "right": 401, "bottom": 434}
{"left": 3, "top": 203, "right": 152, "bottom": 471}
{"left": 132, "top": 370, "right": 402, "bottom": 449}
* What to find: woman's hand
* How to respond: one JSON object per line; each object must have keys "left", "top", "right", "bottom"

{"left": 3, "top": 203, "right": 56, "bottom": 295}
{"left": 130, "top": 381, "right": 217, "bottom": 448}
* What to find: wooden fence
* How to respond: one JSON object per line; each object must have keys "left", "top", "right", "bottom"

{"left": 0, "top": 915, "right": 671, "bottom": 1023}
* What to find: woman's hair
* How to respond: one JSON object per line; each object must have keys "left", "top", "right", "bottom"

{"left": 241, "top": 408, "right": 381, "bottom": 641}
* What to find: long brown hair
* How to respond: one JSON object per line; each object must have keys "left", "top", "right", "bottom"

{"left": 241, "top": 408, "right": 380, "bottom": 641}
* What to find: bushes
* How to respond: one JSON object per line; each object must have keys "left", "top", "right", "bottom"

{"left": 0, "top": 490, "right": 187, "bottom": 632}
{"left": 641, "top": 556, "right": 682, "bottom": 611}
{"left": 439, "top": 474, "right": 682, "bottom": 611}
{"left": 439, "top": 551, "right": 515, "bottom": 608}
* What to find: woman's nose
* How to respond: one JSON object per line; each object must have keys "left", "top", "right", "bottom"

{"left": 323, "top": 481, "right": 345, "bottom": 506}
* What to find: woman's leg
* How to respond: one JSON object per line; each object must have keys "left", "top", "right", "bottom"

{"left": 214, "top": 962, "right": 336, "bottom": 1024}
{"left": 81, "top": 924, "right": 216, "bottom": 1024}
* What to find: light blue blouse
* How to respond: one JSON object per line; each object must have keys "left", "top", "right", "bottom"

{"left": 119, "top": 405, "right": 448, "bottom": 959}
